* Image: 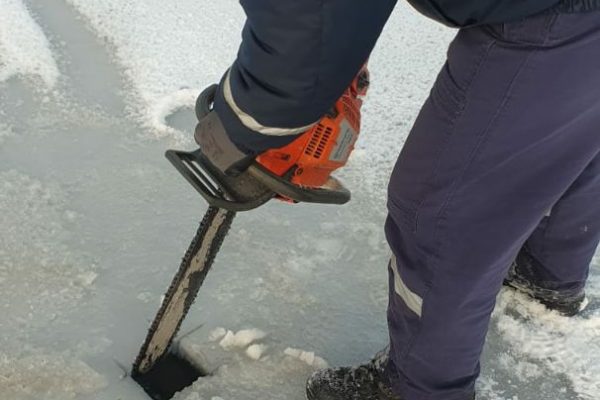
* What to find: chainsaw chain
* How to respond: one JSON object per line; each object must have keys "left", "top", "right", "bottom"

{"left": 133, "top": 206, "right": 236, "bottom": 375}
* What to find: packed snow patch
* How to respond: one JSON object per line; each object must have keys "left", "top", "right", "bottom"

{"left": 494, "top": 274, "right": 600, "bottom": 400}
{"left": 0, "top": 0, "right": 59, "bottom": 87}
{"left": 0, "top": 351, "right": 106, "bottom": 400}
{"left": 497, "top": 353, "right": 543, "bottom": 382}
{"left": 148, "top": 88, "right": 199, "bottom": 141}
{"left": 477, "top": 377, "right": 509, "bottom": 400}
{"left": 64, "top": 0, "right": 245, "bottom": 138}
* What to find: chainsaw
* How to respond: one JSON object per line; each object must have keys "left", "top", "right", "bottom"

{"left": 131, "top": 67, "right": 369, "bottom": 393}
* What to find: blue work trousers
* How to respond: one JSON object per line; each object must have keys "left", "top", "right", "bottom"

{"left": 385, "top": 9, "right": 600, "bottom": 400}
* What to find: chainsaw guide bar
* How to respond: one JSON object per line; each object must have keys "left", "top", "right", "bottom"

{"left": 132, "top": 78, "right": 361, "bottom": 393}
{"left": 132, "top": 206, "right": 235, "bottom": 376}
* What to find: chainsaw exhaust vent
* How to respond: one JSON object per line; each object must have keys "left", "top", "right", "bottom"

{"left": 132, "top": 352, "right": 205, "bottom": 400}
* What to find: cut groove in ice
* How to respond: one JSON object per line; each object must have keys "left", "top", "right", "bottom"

{"left": 132, "top": 352, "right": 205, "bottom": 400}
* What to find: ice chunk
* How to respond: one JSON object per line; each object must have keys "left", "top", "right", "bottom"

{"left": 284, "top": 348, "right": 329, "bottom": 369}
{"left": 218, "top": 330, "right": 236, "bottom": 350}
{"left": 246, "top": 344, "right": 268, "bottom": 361}
{"left": 76, "top": 271, "right": 98, "bottom": 287}
{"left": 219, "top": 329, "right": 267, "bottom": 350}
{"left": 208, "top": 327, "right": 227, "bottom": 342}
{"left": 283, "top": 348, "right": 301, "bottom": 358}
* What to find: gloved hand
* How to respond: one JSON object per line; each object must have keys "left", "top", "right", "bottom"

{"left": 195, "top": 65, "right": 369, "bottom": 178}
{"left": 194, "top": 85, "right": 254, "bottom": 175}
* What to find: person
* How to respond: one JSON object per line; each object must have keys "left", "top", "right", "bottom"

{"left": 193, "top": 1, "right": 600, "bottom": 399}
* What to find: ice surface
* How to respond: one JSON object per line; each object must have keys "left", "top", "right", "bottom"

{"left": 0, "top": 351, "right": 107, "bottom": 400}
{"left": 0, "top": 1, "right": 598, "bottom": 400}
{"left": 0, "top": 122, "right": 11, "bottom": 146}
{"left": 0, "top": 0, "right": 59, "bottom": 87}
{"left": 0, "top": 170, "right": 98, "bottom": 335}
{"left": 172, "top": 326, "right": 329, "bottom": 400}
{"left": 0, "top": 169, "right": 108, "bottom": 399}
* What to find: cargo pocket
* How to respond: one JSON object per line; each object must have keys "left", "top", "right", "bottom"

{"left": 387, "top": 62, "right": 469, "bottom": 236}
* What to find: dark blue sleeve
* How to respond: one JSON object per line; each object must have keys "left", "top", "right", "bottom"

{"left": 405, "top": 0, "right": 560, "bottom": 27}
{"left": 213, "top": 0, "right": 398, "bottom": 154}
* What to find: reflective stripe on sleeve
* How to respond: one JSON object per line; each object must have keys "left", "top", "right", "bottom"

{"left": 223, "top": 70, "right": 316, "bottom": 136}
{"left": 390, "top": 254, "right": 423, "bottom": 317}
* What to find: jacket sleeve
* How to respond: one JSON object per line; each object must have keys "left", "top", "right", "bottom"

{"left": 404, "top": 0, "right": 559, "bottom": 27}
{"left": 213, "top": 0, "right": 398, "bottom": 155}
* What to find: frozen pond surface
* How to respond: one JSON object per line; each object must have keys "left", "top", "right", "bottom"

{"left": 0, "top": 1, "right": 598, "bottom": 399}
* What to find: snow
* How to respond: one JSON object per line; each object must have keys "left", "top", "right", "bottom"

{"left": 0, "top": 1, "right": 598, "bottom": 400}
{"left": 493, "top": 281, "right": 600, "bottom": 399}
{"left": 0, "top": 0, "right": 59, "bottom": 87}
{"left": 62, "top": 0, "right": 245, "bottom": 140}
{"left": 218, "top": 328, "right": 267, "bottom": 351}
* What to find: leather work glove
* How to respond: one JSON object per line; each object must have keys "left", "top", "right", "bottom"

{"left": 194, "top": 108, "right": 254, "bottom": 175}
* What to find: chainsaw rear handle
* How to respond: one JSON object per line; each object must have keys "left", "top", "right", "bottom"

{"left": 195, "top": 84, "right": 218, "bottom": 120}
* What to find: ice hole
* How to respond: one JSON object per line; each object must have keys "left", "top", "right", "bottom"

{"left": 132, "top": 352, "right": 205, "bottom": 400}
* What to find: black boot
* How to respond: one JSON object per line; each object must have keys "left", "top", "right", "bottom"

{"left": 504, "top": 248, "right": 587, "bottom": 317}
{"left": 306, "top": 348, "right": 402, "bottom": 400}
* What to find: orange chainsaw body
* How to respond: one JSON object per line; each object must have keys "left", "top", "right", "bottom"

{"left": 256, "top": 68, "right": 369, "bottom": 189}
{"left": 166, "top": 67, "right": 370, "bottom": 212}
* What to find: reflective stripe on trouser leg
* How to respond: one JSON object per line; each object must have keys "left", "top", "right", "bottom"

{"left": 390, "top": 254, "right": 423, "bottom": 317}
